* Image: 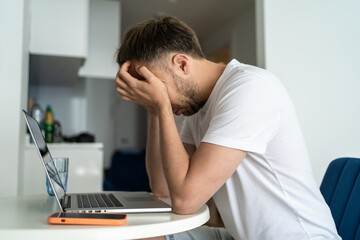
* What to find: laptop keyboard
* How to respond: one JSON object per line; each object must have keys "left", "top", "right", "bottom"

{"left": 77, "top": 193, "right": 124, "bottom": 208}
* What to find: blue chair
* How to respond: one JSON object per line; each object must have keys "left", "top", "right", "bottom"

{"left": 103, "top": 150, "right": 151, "bottom": 192}
{"left": 320, "top": 157, "right": 360, "bottom": 240}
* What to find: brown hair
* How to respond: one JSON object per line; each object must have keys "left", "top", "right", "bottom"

{"left": 117, "top": 16, "right": 205, "bottom": 65}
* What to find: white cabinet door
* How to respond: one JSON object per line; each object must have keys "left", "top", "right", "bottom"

{"left": 29, "top": 0, "right": 89, "bottom": 57}
{"left": 78, "top": 0, "right": 120, "bottom": 79}
{"left": 22, "top": 143, "right": 103, "bottom": 195}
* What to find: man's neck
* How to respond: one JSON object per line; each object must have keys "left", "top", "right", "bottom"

{"left": 193, "top": 59, "right": 227, "bottom": 102}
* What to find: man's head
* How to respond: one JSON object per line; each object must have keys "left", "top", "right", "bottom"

{"left": 116, "top": 16, "right": 204, "bottom": 65}
{"left": 117, "top": 16, "right": 207, "bottom": 116}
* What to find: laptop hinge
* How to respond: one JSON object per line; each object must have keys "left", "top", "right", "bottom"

{"left": 62, "top": 195, "right": 71, "bottom": 209}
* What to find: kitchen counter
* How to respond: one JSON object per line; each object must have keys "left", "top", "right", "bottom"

{"left": 21, "top": 135, "right": 104, "bottom": 195}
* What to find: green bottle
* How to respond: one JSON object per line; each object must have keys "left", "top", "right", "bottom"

{"left": 44, "top": 105, "right": 54, "bottom": 143}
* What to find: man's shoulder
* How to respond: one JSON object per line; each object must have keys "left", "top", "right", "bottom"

{"left": 220, "top": 60, "right": 286, "bottom": 99}
{"left": 226, "top": 61, "right": 277, "bottom": 82}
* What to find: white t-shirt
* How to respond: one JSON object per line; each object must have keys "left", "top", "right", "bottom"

{"left": 180, "top": 59, "right": 340, "bottom": 240}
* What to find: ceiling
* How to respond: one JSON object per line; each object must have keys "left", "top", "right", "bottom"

{"left": 120, "top": 0, "right": 252, "bottom": 43}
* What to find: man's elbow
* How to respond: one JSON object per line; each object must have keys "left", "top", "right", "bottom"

{"left": 171, "top": 196, "right": 199, "bottom": 215}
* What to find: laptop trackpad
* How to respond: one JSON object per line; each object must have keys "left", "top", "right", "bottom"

{"left": 124, "top": 197, "right": 155, "bottom": 202}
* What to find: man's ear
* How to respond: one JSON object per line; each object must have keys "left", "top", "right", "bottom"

{"left": 171, "top": 54, "right": 190, "bottom": 76}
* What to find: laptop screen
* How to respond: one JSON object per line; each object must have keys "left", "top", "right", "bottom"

{"left": 23, "top": 110, "right": 66, "bottom": 202}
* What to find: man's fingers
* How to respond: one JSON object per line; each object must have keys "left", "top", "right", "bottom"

{"left": 120, "top": 61, "right": 131, "bottom": 72}
{"left": 117, "top": 87, "right": 137, "bottom": 103}
{"left": 116, "top": 87, "right": 132, "bottom": 100}
{"left": 136, "top": 65, "right": 156, "bottom": 82}
{"left": 116, "top": 77, "right": 128, "bottom": 89}
{"left": 118, "top": 61, "right": 138, "bottom": 86}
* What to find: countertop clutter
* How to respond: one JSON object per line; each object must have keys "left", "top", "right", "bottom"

{"left": 25, "top": 134, "right": 103, "bottom": 150}
{"left": 27, "top": 100, "right": 97, "bottom": 145}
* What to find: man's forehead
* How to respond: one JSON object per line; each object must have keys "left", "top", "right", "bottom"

{"left": 128, "top": 60, "right": 165, "bottom": 78}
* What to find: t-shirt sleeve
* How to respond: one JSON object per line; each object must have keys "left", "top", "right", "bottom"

{"left": 202, "top": 75, "right": 281, "bottom": 154}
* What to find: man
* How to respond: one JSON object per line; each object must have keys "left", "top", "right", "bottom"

{"left": 115, "top": 16, "right": 340, "bottom": 240}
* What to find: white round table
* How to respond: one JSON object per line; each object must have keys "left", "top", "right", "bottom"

{"left": 0, "top": 194, "right": 209, "bottom": 239}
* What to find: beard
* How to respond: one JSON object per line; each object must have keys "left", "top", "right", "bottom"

{"left": 172, "top": 72, "right": 205, "bottom": 116}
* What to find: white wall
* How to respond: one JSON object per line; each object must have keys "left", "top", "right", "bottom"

{"left": 86, "top": 79, "right": 119, "bottom": 169}
{"left": 115, "top": 100, "right": 147, "bottom": 152}
{"left": 0, "top": 0, "right": 30, "bottom": 196}
{"left": 259, "top": 0, "right": 360, "bottom": 184}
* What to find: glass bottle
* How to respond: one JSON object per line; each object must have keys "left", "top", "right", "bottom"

{"left": 44, "top": 104, "right": 54, "bottom": 143}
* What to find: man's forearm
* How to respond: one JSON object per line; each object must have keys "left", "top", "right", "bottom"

{"left": 157, "top": 104, "right": 191, "bottom": 202}
{"left": 145, "top": 111, "right": 169, "bottom": 197}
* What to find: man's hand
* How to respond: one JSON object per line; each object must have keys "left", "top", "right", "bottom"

{"left": 115, "top": 61, "right": 170, "bottom": 113}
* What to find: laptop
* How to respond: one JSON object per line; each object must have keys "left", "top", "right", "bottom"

{"left": 23, "top": 110, "right": 172, "bottom": 213}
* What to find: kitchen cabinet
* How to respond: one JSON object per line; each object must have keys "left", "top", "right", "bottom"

{"left": 78, "top": 0, "right": 120, "bottom": 79}
{"left": 29, "top": 0, "right": 89, "bottom": 57}
{"left": 21, "top": 139, "right": 104, "bottom": 195}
